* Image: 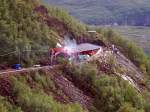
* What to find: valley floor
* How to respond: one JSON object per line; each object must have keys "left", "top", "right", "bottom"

{"left": 111, "top": 26, "right": 150, "bottom": 55}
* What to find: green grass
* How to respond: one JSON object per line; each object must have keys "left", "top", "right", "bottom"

{"left": 45, "top": 5, "right": 87, "bottom": 37}
{"left": 0, "top": 96, "right": 22, "bottom": 112}
{"left": 0, "top": 0, "right": 88, "bottom": 66}
{"left": 64, "top": 63, "right": 150, "bottom": 112}
{"left": 7, "top": 71, "right": 85, "bottom": 112}
{"left": 95, "top": 27, "right": 150, "bottom": 77}
{"left": 111, "top": 26, "right": 150, "bottom": 55}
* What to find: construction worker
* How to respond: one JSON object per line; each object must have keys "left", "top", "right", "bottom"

{"left": 112, "top": 44, "right": 119, "bottom": 54}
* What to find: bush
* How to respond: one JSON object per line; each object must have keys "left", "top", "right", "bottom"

{"left": 65, "top": 63, "right": 149, "bottom": 112}
{"left": 46, "top": 5, "right": 87, "bottom": 37}
{"left": 0, "top": 96, "right": 22, "bottom": 112}
{"left": 31, "top": 72, "right": 55, "bottom": 90}
{"left": 0, "top": 0, "right": 58, "bottom": 66}
{"left": 117, "top": 103, "right": 144, "bottom": 112}
{"left": 97, "top": 28, "right": 150, "bottom": 77}
{"left": 93, "top": 75, "right": 145, "bottom": 112}
{"left": 10, "top": 76, "right": 84, "bottom": 112}
{"left": 144, "top": 102, "right": 150, "bottom": 112}
{"left": 66, "top": 63, "right": 97, "bottom": 86}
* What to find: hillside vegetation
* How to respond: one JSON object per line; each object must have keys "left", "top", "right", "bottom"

{"left": 45, "top": 0, "right": 150, "bottom": 26}
{"left": 111, "top": 26, "right": 150, "bottom": 55}
{"left": 0, "top": 0, "right": 87, "bottom": 66}
{"left": 0, "top": 0, "right": 150, "bottom": 112}
{"left": 64, "top": 63, "right": 150, "bottom": 112}
{"left": 96, "top": 28, "right": 150, "bottom": 77}
{"left": 0, "top": 62, "right": 149, "bottom": 112}
{"left": 0, "top": 70, "right": 85, "bottom": 112}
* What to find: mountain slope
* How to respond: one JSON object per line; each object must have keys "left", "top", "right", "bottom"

{"left": 0, "top": 0, "right": 88, "bottom": 66}
{"left": 0, "top": 0, "right": 150, "bottom": 112}
{"left": 44, "top": 0, "right": 150, "bottom": 26}
{"left": 0, "top": 60, "right": 149, "bottom": 112}
{"left": 111, "top": 26, "right": 150, "bottom": 55}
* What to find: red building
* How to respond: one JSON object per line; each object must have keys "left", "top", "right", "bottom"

{"left": 50, "top": 43, "right": 101, "bottom": 64}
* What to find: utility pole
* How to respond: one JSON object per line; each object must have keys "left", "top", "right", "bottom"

{"left": 18, "top": 49, "right": 21, "bottom": 64}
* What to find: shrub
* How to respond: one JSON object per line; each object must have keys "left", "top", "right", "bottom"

{"left": 46, "top": 5, "right": 87, "bottom": 37}
{"left": 144, "top": 102, "right": 150, "bottom": 112}
{"left": 117, "top": 103, "right": 144, "bottom": 112}
{"left": 10, "top": 76, "right": 84, "bottom": 112}
{"left": 64, "top": 58, "right": 150, "bottom": 112}
{"left": 93, "top": 75, "right": 145, "bottom": 112}
{"left": 140, "top": 64, "right": 147, "bottom": 74}
{"left": 31, "top": 72, "right": 55, "bottom": 90}
{"left": 97, "top": 28, "right": 150, "bottom": 77}
{"left": 66, "top": 63, "right": 97, "bottom": 86}
{"left": 0, "top": 0, "right": 58, "bottom": 66}
{"left": 0, "top": 96, "right": 22, "bottom": 112}
{"left": 65, "top": 62, "right": 149, "bottom": 112}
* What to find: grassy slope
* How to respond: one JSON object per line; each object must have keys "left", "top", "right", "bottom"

{"left": 112, "top": 26, "right": 150, "bottom": 55}
{"left": 0, "top": 0, "right": 90, "bottom": 111}
{"left": 0, "top": 0, "right": 87, "bottom": 66}
{"left": 0, "top": 0, "right": 150, "bottom": 112}
{"left": 0, "top": 63, "right": 149, "bottom": 112}
{"left": 0, "top": 69, "right": 85, "bottom": 112}
{"left": 100, "top": 26, "right": 150, "bottom": 55}
{"left": 44, "top": 0, "right": 150, "bottom": 26}
{"left": 64, "top": 63, "right": 150, "bottom": 112}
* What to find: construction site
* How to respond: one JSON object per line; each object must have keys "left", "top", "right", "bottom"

{"left": 0, "top": 35, "right": 147, "bottom": 97}
{"left": 0, "top": 1, "right": 149, "bottom": 112}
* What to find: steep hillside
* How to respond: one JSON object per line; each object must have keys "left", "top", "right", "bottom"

{"left": 44, "top": 0, "right": 150, "bottom": 26}
{"left": 112, "top": 26, "right": 150, "bottom": 55}
{"left": 0, "top": 0, "right": 90, "bottom": 66}
{"left": 0, "top": 67, "right": 87, "bottom": 112}
{"left": 0, "top": 58, "right": 150, "bottom": 112}
{"left": 0, "top": 0, "right": 150, "bottom": 112}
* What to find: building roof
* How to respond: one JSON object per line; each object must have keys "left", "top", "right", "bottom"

{"left": 87, "top": 30, "right": 97, "bottom": 33}
{"left": 76, "top": 43, "right": 101, "bottom": 52}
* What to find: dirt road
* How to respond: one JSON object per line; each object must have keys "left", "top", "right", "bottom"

{"left": 0, "top": 66, "right": 52, "bottom": 75}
